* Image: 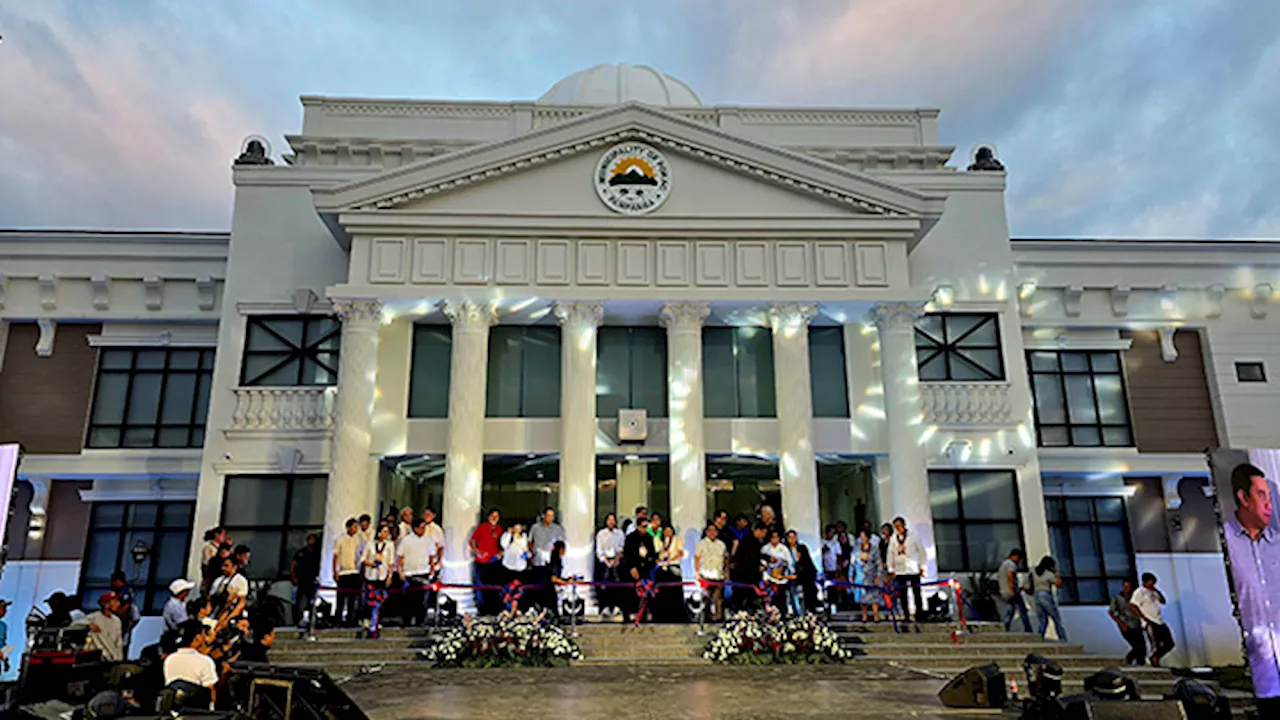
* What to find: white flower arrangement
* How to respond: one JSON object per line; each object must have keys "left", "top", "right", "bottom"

{"left": 702, "top": 612, "right": 849, "bottom": 665}
{"left": 423, "top": 610, "right": 584, "bottom": 668}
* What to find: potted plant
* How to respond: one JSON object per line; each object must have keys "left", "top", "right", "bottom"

{"left": 962, "top": 568, "right": 1001, "bottom": 622}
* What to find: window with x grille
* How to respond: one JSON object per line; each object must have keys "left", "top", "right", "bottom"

{"left": 914, "top": 313, "right": 1005, "bottom": 381}
{"left": 240, "top": 316, "right": 340, "bottom": 386}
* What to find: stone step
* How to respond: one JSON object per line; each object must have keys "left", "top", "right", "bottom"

{"left": 875, "top": 655, "right": 1131, "bottom": 670}
{"left": 847, "top": 642, "right": 1088, "bottom": 658}
{"left": 842, "top": 631, "right": 1053, "bottom": 645}
{"left": 829, "top": 623, "right": 1008, "bottom": 635}
{"left": 573, "top": 657, "right": 711, "bottom": 667}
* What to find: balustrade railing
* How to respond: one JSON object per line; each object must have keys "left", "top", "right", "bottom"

{"left": 920, "top": 382, "right": 1014, "bottom": 426}
{"left": 230, "top": 387, "right": 335, "bottom": 432}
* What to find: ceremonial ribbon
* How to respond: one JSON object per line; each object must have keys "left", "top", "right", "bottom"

{"left": 365, "top": 584, "right": 389, "bottom": 639}
{"left": 503, "top": 580, "right": 524, "bottom": 613}
{"left": 633, "top": 569, "right": 660, "bottom": 627}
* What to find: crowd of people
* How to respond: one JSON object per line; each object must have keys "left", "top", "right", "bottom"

{"left": 22, "top": 538, "right": 276, "bottom": 713}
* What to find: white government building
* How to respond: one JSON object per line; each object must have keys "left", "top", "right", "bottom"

{"left": 1, "top": 63, "right": 1276, "bottom": 670}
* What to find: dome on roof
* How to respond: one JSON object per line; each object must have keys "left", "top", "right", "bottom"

{"left": 537, "top": 63, "right": 702, "bottom": 106}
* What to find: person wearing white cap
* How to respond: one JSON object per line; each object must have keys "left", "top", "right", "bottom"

{"left": 164, "top": 579, "right": 196, "bottom": 632}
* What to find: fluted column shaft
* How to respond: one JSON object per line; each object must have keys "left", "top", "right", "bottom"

{"left": 320, "top": 298, "right": 382, "bottom": 591}
{"left": 661, "top": 302, "right": 710, "bottom": 583}
{"left": 441, "top": 301, "right": 497, "bottom": 608}
{"left": 768, "top": 303, "right": 820, "bottom": 551}
{"left": 873, "top": 301, "right": 935, "bottom": 579}
{"left": 555, "top": 302, "right": 604, "bottom": 589}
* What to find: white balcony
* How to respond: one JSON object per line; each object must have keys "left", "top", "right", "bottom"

{"left": 228, "top": 387, "right": 335, "bottom": 434}
{"left": 920, "top": 382, "right": 1015, "bottom": 427}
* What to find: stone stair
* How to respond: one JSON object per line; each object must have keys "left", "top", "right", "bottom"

{"left": 830, "top": 616, "right": 1185, "bottom": 697}
{"left": 570, "top": 623, "right": 709, "bottom": 666}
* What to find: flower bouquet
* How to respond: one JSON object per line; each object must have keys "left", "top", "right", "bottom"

{"left": 423, "top": 610, "right": 584, "bottom": 668}
{"left": 702, "top": 612, "right": 849, "bottom": 665}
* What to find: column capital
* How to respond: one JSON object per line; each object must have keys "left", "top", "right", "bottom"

{"left": 766, "top": 303, "right": 818, "bottom": 332}
{"left": 659, "top": 302, "right": 710, "bottom": 332}
{"left": 553, "top": 301, "right": 604, "bottom": 329}
{"left": 331, "top": 298, "right": 383, "bottom": 326}
{"left": 444, "top": 300, "right": 497, "bottom": 330}
{"left": 871, "top": 301, "right": 927, "bottom": 333}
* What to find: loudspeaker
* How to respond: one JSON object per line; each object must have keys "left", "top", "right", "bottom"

{"left": 1063, "top": 698, "right": 1188, "bottom": 719}
{"left": 225, "top": 664, "right": 369, "bottom": 720}
{"left": 937, "top": 664, "right": 1008, "bottom": 709}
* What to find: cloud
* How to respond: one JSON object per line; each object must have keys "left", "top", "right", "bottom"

{"left": 0, "top": 0, "right": 1276, "bottom": 239}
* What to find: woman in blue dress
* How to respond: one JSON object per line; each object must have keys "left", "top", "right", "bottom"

{"left": 851, "top": 531, "right": 885, "bottom": 623}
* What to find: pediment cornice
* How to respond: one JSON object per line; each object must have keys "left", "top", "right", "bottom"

{"left": 313, "top": 103, "right": 943, "bottom": 219}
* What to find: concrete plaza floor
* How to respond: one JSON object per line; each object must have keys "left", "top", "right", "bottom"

{"left": 342, "top": 663, "right": 1006, "bottom": 719}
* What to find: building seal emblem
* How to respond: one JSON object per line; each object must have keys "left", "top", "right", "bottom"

{"left": 594, "top": 142, "right": 671, "bottom": 215}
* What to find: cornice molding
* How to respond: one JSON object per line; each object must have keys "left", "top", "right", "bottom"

{"left": 315, "top": 103, "right": 940, "bottom": 219}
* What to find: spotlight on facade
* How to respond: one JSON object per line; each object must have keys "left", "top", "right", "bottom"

{"left": 130, "top": 540, "right": 152, "bottom": 567}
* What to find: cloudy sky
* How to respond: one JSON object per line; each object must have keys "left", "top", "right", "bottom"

{"left": 1, "top": 1, "right": 1276, "bottom": 238}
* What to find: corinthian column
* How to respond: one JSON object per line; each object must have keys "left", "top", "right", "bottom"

{"left": 320, "top": 298, "right": 382, "bottom": 592}
{"left": 872, "top": 301, "right": 935, "bottom": 578}
{"left": 661, "top": 302, "right": 710, "bottom": 582}
{"left": 555, "top": 302, "right": 604, "bottom": 591}
{"left": 441, "top": 301, "right": 497, "bottom": 609}
{"left": 767, "top": 303, "right": 820, "bottom": 551}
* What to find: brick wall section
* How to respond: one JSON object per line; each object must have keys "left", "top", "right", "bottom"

{"left": 0, "top": 323, "right": 101, "bottom": 453}
{"left": 1123, "top": 329, "right": 1219, "bottom": 454}
{"left": 43, "top": 480, "right": 94, "bottom": 560}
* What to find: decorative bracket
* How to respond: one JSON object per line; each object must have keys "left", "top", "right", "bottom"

{"left": 37, "top": 275, "right": 57, "bottom": 311}
{"left": 1017, "top": 282, "right": 1037, "bottom": 318}
{"left": 1164, "top": 475, "right": 1183, "bottom": 511}
{"left": 1252, "top": 284, "right": 1272, "bottom": 319}
{"left": 0, "top": 274, "right": 7, "bottom": 311}
{"left": 1063, "top": 285, "right": 1084, "bottom": 317}
{"left": 143, "top": 277, "right": 164, "bottom": 310}
{"left": 1158, "top": 327, "right": 1178, "bottom": 363}
{"left": 1110, "top": 286, "right": 1131, "bottom": 317}
{"left": 27, "top": 477, "right": 50, "bottom": 542}
{"left": 35, "top": 318, "right": 56, "bottom": 357}
{"left": 1206, "top": 284, "right": 1225, "bottom": 318}
{"left": 293, "top": 288, "right": 319, "bottom": 314}
{"left": 276, "top": 446, "right": 304, "bottom": 475}
{"left": 91, "top": 275, "right": 111, "bottom": 311}
{"left": 197, "top": 277, "right": 217, "bottom": 311}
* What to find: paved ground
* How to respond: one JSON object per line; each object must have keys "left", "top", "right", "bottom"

{"left": 341, "top": 663, "right": 1005, "bottom": 719}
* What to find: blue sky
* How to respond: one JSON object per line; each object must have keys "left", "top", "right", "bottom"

{"left": 1, "top": 1, "right": 1277, "bottom": 238}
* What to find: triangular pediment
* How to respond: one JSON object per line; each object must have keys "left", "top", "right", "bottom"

{"left": 313, "top": 103, "right": 943, "bottom": 220}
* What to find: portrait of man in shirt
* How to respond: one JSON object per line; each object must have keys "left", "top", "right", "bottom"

{"left": 1223, "top": 462, "right": 1280, "bottom": 707}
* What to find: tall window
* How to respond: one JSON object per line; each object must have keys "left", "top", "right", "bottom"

{"left": 597, "top": 327, "right": 667, "bottom": 418}
{"left": 930, "top": 470, "right": 1023, "bottom": 572}
{"left": 915, "top": 313, "right": 1005, "bottom": 381}
{"left": 1045, "top": 496, "right": 1136, "bottom": 605}
{"left": 220, "top": 475, "right": 326, "bottom": 581}
{"left": 241, "top": 316, "right": 340, "bottom": 386}
{"left": 408, "top": 325, "right": 452, "bottom": 418}
{"left": 703, "top": 327, "right": 776, "bottom": 418}
{"left": 80, "top": 501, "right": 194, "bottom": 613}
{"left": 809, "top": 327, "right": 850, "bottom": 418}
{"left": 88, "top": 348, "right": 214, "bottom": 449}
{"left": 486, "top": 327, "right": 561, "bottom": 417}
{"left": 1028, "top": 351, "right": 1132, "bottom": 447}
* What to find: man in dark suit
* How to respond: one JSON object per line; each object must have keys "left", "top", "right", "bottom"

{"left": 622, "top": 516, "right": 657, "bottom": 624}
{"left": 730, "top": 524, "right": 769, "bottom": 612}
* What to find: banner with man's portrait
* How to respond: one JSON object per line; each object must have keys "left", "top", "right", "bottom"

{"left": 1207, "top": 448, "right": 1280, "bottom": 708}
